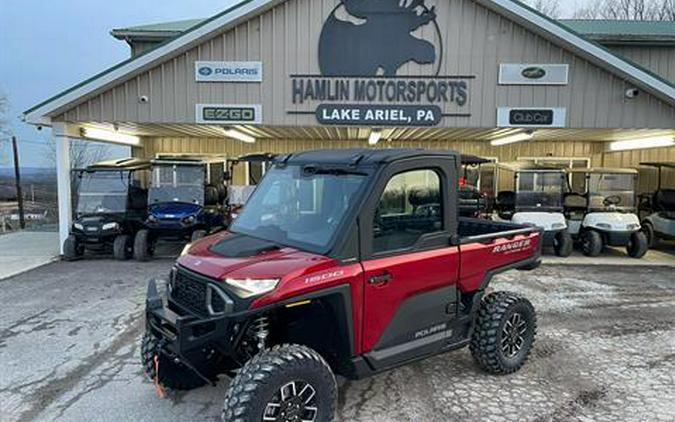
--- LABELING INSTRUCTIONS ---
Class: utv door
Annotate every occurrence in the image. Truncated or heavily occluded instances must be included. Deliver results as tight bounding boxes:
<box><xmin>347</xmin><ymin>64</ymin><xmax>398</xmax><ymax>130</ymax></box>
<box><xmin>360</xmin><ymin>158</ymin><xmax>461</xmax><ymax>370</ymax></box>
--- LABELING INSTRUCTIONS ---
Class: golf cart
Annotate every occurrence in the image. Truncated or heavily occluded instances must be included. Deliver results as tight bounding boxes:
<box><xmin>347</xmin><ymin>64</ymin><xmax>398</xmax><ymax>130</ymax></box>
<box><xmin>638</xmin><ymin>162</ymin><xmax>675</xmax><ymax>246</ymax></box>
<box><xmin>224</xmin><ymin>153</ymin><xmax>276</xmax><ymax>222</ymax></box>
<box><xmin>134</xmin><ymin>155</ymin><xmax>227</xmax><ymax>261</ymax></box>
<box><xmin>64</xmin><ymin>158</ymin><xmax>150</xmax><ymax>260</ymax></box>
<box><xmin>564</xmin><ymin>168</ymin><xmax>647</xmax><ymax>258</ymax></box>
<box><xmin>494</xmin><ymin>162</ymin><xmax>573</xmax><ymax>257</ymax></box>
<box><xmin>459</xmin><ymin>155</ymin><xmax>494</xmax><ymax>218</ymax></box>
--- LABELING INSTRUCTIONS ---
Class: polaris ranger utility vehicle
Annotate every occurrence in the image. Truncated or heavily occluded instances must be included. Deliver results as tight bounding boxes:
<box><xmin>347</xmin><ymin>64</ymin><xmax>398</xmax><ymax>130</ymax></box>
<box><xmin>64</xmin><ymin>158</ymin><xmax>150</xmax><ymax>260</ymax></box>
<box><xmin>142</xmin><ymin>149</ymin><xmax>543</xmax><ymax>422</ymax></box>
<box><xmin>494</xmin><ymin>163</ymin><xmax>573</xmax><ymax>257</ymax></box>
<box><xmin>638</xmin><ymin>162</ymin><xmax>675</xmax><ymax>246</ymax></box>
<box><xmin>564</xmin><ymin>168</ymin><xmax>648</xmax><ymax>258</ymax></box>
<box><xmin>134</xmin><ymin>155</ymin><xmax>227</xmax><ymax>261</ymax></box>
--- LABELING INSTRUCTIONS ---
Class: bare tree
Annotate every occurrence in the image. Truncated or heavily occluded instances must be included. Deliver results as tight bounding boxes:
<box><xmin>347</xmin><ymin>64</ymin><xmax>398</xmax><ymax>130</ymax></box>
<box><xmin>574</xmin><ymin>0</ymin><xmax>675</xmax><ymax>20</ymax></box>
<box><xmin>523</xmin><ymin>0</ymin><xmax>561</xmax><ymax>18</ymax></box>
<box><xmin>0</xmin><ymin>92</ymin><xmax>11</xmax><ymax>138</ymax></box>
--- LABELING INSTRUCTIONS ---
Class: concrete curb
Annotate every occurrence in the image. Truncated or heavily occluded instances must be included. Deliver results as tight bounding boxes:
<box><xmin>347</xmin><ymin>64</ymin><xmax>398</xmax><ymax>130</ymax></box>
<box><xmin>0</xmin><ymin>256</ymin><xmax>60</xmax><ymax>282</ymax></box>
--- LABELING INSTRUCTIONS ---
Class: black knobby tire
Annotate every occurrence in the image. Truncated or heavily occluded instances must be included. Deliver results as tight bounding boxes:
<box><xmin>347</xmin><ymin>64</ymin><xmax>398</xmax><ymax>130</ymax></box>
<box><xmin>140</xmin><ymin>332</ymin><xmax>207</xmax><ymax>391</ymax></box>
<box><xmin>554</xmin><ymin>230</ymin><xmax>573</xmax><ymax>258</ymax></box>
<box><xmin>580</xmin><ymin>230</ymin><xmax>603</xmax><ymax>257</ymax></box>
<box><xmin>113</xmin><ymin>235</ymin><xmax>131</xmax><ymax>261</ymax></box>
<box><xmin>470</xmin><ymin>292</ymin><xmax>537</xmax><ymax>375</ymax></box>
<box><xmin>642</xmin><ymin>222</ymin><xmax>656</xmax><ymax>248</ymax></box>
<box><xmin>134</xmin><ymin>229</ymin><xmax>152</xmax><ymax>262</ymax></box>
<box><xmin>191</xmin><ymin>230</ymin><xmax>207</xmax><ymax>242</ymax></box>
<box><xmin>627</xmin><ymin>231</ymin><xmax>648</xmax><ymax>259</ymax></box>
<box><xmin>63</xmin><ymin>235</ymin><xmax>83</xmax><ymax>261</ymax></box>
<box><xmin>222</xmin><ymin>344</ymin><xmax>337</xmax><ymax>422</ymax></box>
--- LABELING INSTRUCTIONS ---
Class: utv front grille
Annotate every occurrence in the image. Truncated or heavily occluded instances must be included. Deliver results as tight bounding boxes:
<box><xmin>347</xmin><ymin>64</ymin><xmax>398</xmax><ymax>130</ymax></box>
<box><xmin>171</xmin><ymin>269</ymin><xmax>233</xmax><ymax>317</ymax></box>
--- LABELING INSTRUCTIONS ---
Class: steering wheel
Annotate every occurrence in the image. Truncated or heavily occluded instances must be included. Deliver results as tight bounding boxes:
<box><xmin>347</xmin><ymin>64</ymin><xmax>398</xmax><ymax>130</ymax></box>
<box><xmin>603</xmin><ymin>195</ymin><xmax>622</xmax><ymax>207</ymax></box>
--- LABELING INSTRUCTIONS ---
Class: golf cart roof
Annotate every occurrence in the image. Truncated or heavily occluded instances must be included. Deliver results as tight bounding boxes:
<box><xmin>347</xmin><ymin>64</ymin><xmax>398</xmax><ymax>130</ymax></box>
<box><xmin>498</xmin><ymin>161</ymin><xmax>566</xmax><ymax>172</ymax></box>
<box><xmin>461</xmin><ymin>154</ymin><xmax>492</xmax><ymax>165</ymax></box>
<box><xmin>279</xmin><ymin>149</ymin><xmax>459</xmax><ymax>167</ymax></box>
<box><xmin>153</xmin><ymin>154</ymin><xmax>226</xmax><ymax>166</ymax></box>
<box><xmin>234</xmin><ymin>152</ymin><xmax>277</xmax><ymax>163</ymax></box>
<box><xmin>79</xmin><ymin>157</ymin><xmax>151</xmax><ymax>172</ymax></box>
<box><xmin>640</xmin><ymin>161</ymin><xmax>675</xmax><ymax>169</ymax></box>
<box><xmin>567</xmin><ymin>167</ymin><xmax>638</xmax><ymax>175</ymax></box>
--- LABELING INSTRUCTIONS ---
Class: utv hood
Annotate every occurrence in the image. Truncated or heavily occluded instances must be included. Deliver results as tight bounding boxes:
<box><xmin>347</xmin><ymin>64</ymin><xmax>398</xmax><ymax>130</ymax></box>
<box><xmin>177</xmin><ymin>231</ymin><xmax>336</xmax><ymax>282</ymax></box>
<box><xmin>148</xmin><ymin>202</ymin><xmax>202</xmax><ymax>219</ymax></box>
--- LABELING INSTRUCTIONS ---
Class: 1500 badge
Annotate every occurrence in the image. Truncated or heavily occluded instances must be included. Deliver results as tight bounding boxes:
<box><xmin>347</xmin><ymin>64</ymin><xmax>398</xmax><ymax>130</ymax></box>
<box><xmin>304</xmin><ymin>270</ymin><xmax>345</xmax><ymax>284</ymax></box>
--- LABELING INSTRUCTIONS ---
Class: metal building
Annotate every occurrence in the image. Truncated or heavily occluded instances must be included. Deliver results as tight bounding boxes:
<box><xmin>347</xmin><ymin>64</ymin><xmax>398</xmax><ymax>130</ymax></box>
<box><xmin>22</xmin><ymin>0</ymin><xmax>675</xmax><ymax>252</ymax></box>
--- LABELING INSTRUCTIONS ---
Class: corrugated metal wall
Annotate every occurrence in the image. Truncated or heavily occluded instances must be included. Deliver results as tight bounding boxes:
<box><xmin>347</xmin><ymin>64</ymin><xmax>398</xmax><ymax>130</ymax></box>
<box><xmin>610</xmin><ymin>46</ymin><xmax>675</xmax><ymax>84</ymax></box>
<box><xmin>603</xmin><ymin>145</ymin><xmax>675</xmax><ymax>191</ymax></box>
<box><xmin>56</xmin><ymin>0</ymin><xmax>675</xmax><ymax>128</ymax></box>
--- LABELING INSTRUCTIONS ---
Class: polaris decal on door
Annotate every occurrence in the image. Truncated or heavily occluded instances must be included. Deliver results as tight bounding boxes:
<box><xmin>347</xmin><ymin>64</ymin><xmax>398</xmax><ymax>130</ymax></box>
<box><xmin>288</xmin><ymin>0</ymin><xmax>473</xmax><ymax>126</ymax></box>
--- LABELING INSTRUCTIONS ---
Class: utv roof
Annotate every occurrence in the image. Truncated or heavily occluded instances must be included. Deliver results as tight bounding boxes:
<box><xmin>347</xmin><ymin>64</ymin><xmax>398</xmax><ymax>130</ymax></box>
<box><xmin>235</xmin><ymin>152</ymin><xmax>277</xmax><ymax>163</ymax></box>
<box><xmin>278</xmin><ymin>149</ymin><xmax>459</xmax><ymax>166</ymax></box>
<box><xmin>640</xmin><ymin>162</ymin><xmax>675</xmax><ymax>169</ymax></box>
<box><xmin>153</xmin><ymin>154</ymin><xmax>226</xmax><ymax>165</ymax></box>
<box><xmin>461</xmin><ymin>155</ymin><xmax>492</xmax><ymax>166</ymax></box>
<box><xmin>80</xmin><ymin>157</ymin><xmax>151</xmax><ymax>171</ymax></box>
<box><xmin>567</xmin><ymin>167</ymin><xmax>638</xmax><ymax>175</ymax></box>
<box><xmin>498</xmin><ymin>162</ymin><xmax>566</xmax><ymax>172</ymax></box>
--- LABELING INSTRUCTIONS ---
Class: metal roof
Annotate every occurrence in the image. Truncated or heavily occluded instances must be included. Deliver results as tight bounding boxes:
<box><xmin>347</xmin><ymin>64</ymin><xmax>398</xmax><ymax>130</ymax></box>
<box><xmin>560</xmin><ymin>20</ymin><xmax>675</xmax><ymax>44</ymax></box>
<box><xmin>567</xmin><ymin>167</ymin><xmax>639</xmax><ymax>175</ymax></box>
<box><xmin>81</xmin><ymin>157</ymin><xmax>151</xmax><ymax>171</ymax></box>
<box><xmin>640</xmin><ymin>162</ymin><xmax>675</xmax><ymax>169</ymax></box>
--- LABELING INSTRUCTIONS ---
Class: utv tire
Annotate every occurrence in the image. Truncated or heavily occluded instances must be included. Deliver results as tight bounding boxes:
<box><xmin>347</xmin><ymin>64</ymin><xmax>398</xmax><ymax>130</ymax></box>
<box><xmin>222</xmin><ymin>344</ymin><xmax>337</xmax><ymax>422</ymax></box>
<box><xmin>627</xmin><ymin>231</ymin><xmax>648</xmax><ymax>259</ymax></box>
<box><xmin>63</xmin><ymin>235</ymin><xmax>83</xmax><ymax>261</ymax></box>
<box><xmin>642</xmin><ymin>223</ymin><xmax>657</xmax><ymax>248</ymax></box>
<box><xmin>470</xmin><ymin>292</ymin><xmax>537</xmax><ymax>375</ymax></box>
<box><xmin>554</xmin><ymin>230</ymin><xmax>573</xmax><ymax>258</ymax></box>
<box><xmin>191</xmin><ymin>230</ymin><xmax>207</xmax><ymax>242</ymax></box>
<box><xmin>113</xmin><ymin>235</ymin><xmax>131</xmax><ymax>260</ymax></box>
<box><xmin>140</xmin><ymin>332</ymin><xmax>207</xmax><ymax>391</ymax></box>
<box><xmin>134</xmin><ymin>229</ymin><xmax>152</xmax><ymax>262</ymax></box>
<box><xmin>580</xmin><ymin>230</ymin><xmax>603</xmax><ymax>257</ymax></box>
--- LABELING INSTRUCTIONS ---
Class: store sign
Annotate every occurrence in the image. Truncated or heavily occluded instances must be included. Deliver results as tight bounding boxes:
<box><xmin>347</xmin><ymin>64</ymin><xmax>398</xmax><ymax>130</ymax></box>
<box><xmin>499</xmin><ymin>64</ymin><xmax>569</xmax><ymax>85</ymax></box>
<box><xmin>195</xmin><ymin>104</ymin><xmax>262</xmax><ymax>124</ymax></box>
<box><xmin>288</xmin><ymin>0</ymin><xmax>472</xmax><ymax>126</ymax></box>
<box><xmin>497</xmin><ymin>107</ymin><xmax>567</xmax><ymax>128</ymax></box>
<box><xmin>195</xmin><ymin>61</ymin><xmax>262</xmax><ymax>82</ymax></box>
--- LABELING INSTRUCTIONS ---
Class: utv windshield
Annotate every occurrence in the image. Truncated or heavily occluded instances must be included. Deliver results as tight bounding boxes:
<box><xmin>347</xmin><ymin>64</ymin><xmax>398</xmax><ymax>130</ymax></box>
<box><xmin>149</xmin><ymin>164</ymin><xmax>204</xmax><ymax>205</ymax></box>
<box><xmin>516</xmin><ymin>171</ymin><xmax>564</xmax><ymax>211</ymax></box>
<box><xmin>230</xmin><ymin>165</ymin><xmax>367</xmax><ymax>253</ymax></box>
<box><xmin>76</xmin><ymin>171</ymin><xmax>129</xmax><ymax>214</ymax></box>
<box><xmin>588</xmin><ymin>173</ymin><xmax>636</xmax><ymax>210</ymax></box>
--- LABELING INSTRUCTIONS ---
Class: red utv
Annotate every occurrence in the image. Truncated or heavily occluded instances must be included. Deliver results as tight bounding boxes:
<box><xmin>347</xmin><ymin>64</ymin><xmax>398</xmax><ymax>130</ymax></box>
<box><xmin>142</xmin><ymin>149</ymin><xmax>542</xmax><ymax>422</ymax></box>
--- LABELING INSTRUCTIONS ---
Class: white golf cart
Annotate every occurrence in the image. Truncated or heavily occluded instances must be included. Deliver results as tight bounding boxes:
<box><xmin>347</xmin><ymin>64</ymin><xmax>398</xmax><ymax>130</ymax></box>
<box><xmin>638</xmin><ymin>162</ymin><xmax>675</xmax><ymax>247</ymax></box>
<box><xmin>494</xmin><ymin>162</ymin><xmax>573</xmax><ymax>257</ymax></box>
<box><xmin>564</xmin><ymin>168</ymin><xmax>648</xmax><ymax>258</ymax></box>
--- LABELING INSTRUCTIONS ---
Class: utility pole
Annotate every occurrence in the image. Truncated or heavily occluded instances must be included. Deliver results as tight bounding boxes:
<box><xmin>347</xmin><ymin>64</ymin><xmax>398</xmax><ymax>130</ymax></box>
<box><xmin>11</xmin><ymin>136</ymin><xmax>25</xmax><ymax>229</ymax></box>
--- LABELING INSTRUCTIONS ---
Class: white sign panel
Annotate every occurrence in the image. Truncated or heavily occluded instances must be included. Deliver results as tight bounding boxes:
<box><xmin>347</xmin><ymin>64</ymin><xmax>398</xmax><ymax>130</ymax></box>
<box><xmin>195</xmin><ymin>61</ymin><xmax>263</xmax><ymax>82</ymax></box>
<box><xmin>497</xmin><ymin>107</ymin><xmax>567</xmax><ymax>128</ymax></box>
<box><xmin>499</xmin><ymin>64</ymin><xmax>569</xmax><ymax>85</ymax></box>
<box><xmin>196</xmin><ymin>104</ymin><xmax>262</xmax><ymax>124</ymax></box>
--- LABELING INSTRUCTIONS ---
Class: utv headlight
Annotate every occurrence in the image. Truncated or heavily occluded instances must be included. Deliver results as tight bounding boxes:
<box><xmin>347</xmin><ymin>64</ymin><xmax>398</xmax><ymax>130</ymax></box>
<box><xmin>102</xmin><ymin>222</ymin><xmax>119</xmax><ymax>231</ymax></box>
<box><xmin>225</xmin><ymin>278</ymin><xmax>280</xmax><ymax>298</ymax></box>
<box><xmin>74</xmin><ymin>223</ymin><xmax>84</xmax><ymax>231</ymax></box>
<box><xmin>183</xmin><ymin>215</ymin><xmax>196</xmax><ymax>225</ymax></box>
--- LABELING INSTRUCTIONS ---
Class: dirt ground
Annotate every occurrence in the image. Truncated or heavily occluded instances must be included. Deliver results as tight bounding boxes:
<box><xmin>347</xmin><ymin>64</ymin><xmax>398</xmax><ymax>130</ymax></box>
<box><xmin>1</xmin><ymin>260</ymin><xmax>674</xmax><ymax>422</ymax></box>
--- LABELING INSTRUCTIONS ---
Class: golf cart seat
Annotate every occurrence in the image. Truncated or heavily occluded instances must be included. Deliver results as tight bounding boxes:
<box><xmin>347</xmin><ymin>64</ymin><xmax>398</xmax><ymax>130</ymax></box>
<box><xmin>653</xmin><ymin>189</ymin><xmax>675</xmax><ymax>212</ymax></box>
<box><xmin>204</xmin><ymin>185</ymin><xmax>220</xmax><ymax>206</ymax></box>
<box><xmin>496</xmin><ymin>191</ymin><xmax>515</xmax><ymax>220</ymax></box>
<box><xmin>563</xmin><ymin>193</ymin><xmax>586</xmax><ymax>218</ymax></box>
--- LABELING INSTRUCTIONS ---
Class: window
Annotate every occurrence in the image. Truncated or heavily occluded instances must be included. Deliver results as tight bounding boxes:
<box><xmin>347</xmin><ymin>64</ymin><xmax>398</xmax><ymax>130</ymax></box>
<box><xmin>373</xmin><ymin>169</ymin><xmax>443</xmax><ymax>254</ymax></box>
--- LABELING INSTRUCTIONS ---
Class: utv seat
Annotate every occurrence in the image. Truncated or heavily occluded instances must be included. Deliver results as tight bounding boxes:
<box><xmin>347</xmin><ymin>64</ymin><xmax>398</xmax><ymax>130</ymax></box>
<box><xmin>653</xmin><ymin>189</ymin><xmax>675</xmax><ymax>212</ymax></box>
<box><xmin>204</xmin><ymin>185</ymin><xmax>220</xmax><ymax>206</ymax></box>
<box><xmin>496</xmin><ymin>191</ymin><xmax>515</xmax><ymax>220</ymax></box>
<box><xmin>563</xmin><ymin>193</ymin><xmax>586</xmax><ymax>219</ymax></box>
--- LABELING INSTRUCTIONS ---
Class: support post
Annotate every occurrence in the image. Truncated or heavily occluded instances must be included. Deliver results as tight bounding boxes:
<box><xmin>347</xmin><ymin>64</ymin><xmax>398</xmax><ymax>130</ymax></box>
<box><xmin>12</xmin><ymin>136</ymin><xmax>25</xmax><ymax>229</ymax></box>
<box><xmin>54</xmin><ymin>132</ymin><xmax>71</xmax><ymax>254</ymax></box>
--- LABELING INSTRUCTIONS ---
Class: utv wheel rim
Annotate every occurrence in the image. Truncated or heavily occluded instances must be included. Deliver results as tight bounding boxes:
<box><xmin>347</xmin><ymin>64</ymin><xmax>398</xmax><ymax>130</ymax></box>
<box><xmin>501</xmin><ymin>312</ymin><xmax>527</xmax><ymax>358</ymax></box>
<box><xmin>263</xmin><ymin>380</ymin><xmax>318</xmax><ymax>422</ymax></box>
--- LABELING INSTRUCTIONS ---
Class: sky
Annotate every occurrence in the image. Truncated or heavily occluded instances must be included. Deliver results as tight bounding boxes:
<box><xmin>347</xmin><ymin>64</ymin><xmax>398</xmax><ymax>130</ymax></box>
<box><xmin>0</xmin><ymin>0</ymin><xmax>581</xmax><ymax>168</ymax></box>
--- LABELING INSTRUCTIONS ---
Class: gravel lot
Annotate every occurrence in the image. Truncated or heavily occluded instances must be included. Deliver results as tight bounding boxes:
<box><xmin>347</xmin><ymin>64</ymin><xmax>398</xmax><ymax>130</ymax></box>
<box><xmin>1</xmin><ymin>260</ymin><xmax>674</xmax><ymax>422</ymax></box>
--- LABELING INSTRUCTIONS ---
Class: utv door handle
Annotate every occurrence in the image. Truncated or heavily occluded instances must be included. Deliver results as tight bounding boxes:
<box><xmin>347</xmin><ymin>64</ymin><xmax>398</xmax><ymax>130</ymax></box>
<box><xmin>368</xmin><ymin>272</ymin><xmax>392</xmax><ymax>285</ymax></box>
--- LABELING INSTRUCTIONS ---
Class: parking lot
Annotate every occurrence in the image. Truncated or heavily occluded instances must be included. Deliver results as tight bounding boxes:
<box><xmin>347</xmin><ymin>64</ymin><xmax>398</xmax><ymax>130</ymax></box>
<box><xmin>1</xmin><ymin>258</ymin><xmax>674</xmax><ymax>422</ymax></box>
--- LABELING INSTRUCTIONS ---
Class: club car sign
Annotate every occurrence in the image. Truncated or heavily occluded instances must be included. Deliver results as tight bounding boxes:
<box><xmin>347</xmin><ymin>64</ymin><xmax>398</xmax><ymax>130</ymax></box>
<box><xmin>289</xmin><ymin>0</ymin><xmax>472</xmax><ymax>127</ymax></box>
<box><xmin>195</xmin><ymin>61</ymin><xmax>263</xmax><ymax>82</ymax></box>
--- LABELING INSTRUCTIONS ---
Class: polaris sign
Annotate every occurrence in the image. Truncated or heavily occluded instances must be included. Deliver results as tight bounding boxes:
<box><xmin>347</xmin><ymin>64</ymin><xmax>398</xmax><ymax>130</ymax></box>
<box><xmin>195</xmin><ymin>61</ymin><xmax>263</xmax><ymax>82</ymax></box>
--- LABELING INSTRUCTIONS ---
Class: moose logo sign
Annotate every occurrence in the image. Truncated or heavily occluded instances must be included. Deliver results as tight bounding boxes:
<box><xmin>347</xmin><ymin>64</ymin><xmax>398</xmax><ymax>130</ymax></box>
<box><xmin>318</xmin><ymin>0</ymin><xmax>440</xmax><ymax>77</ymax></box>
<box><xmin>288</xmin><ymin>0</ymin><xmax>473</xmax><ymax>127</ymax></box>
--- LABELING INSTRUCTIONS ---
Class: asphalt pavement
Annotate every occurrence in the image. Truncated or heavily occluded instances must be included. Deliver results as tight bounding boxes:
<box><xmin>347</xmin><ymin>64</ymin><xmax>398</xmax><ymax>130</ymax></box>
<box><xmin>1</xmin><ymin>260</ymin><xmax>674</xmax><ymax>422</ymax></box>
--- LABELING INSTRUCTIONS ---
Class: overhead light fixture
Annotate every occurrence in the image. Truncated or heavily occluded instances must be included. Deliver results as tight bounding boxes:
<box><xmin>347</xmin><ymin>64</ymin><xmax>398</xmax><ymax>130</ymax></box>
<box><xmin>609</xmin><ymin>136</ymin><xmax>674</xmax><ymax>152</ymax></box>
<box><xmin>368</xmin><ymin>130</ymin><xmax>382</xmax><ymax>146</ymax></box>
<box><xmin>490</xmin><ymin>131</ymin><xmax>535</xmax><ymax>146</ymax></box>
<box><xmin>223</xmin><ymin>127</ymin><xmax>256</xmax><ymax>144</ymax></box>
<box><xmin>81</xmin><ymin>127</ymin><xmax>141</xmax><ymax>146</ymax></box>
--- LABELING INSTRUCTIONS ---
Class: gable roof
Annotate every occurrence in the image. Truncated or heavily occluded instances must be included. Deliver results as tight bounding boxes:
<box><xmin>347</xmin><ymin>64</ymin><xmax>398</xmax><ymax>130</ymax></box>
<box><xmin>23</xmin><ymin>0</ymin><xmax>675</xmax><ymax>126</ymax></box>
